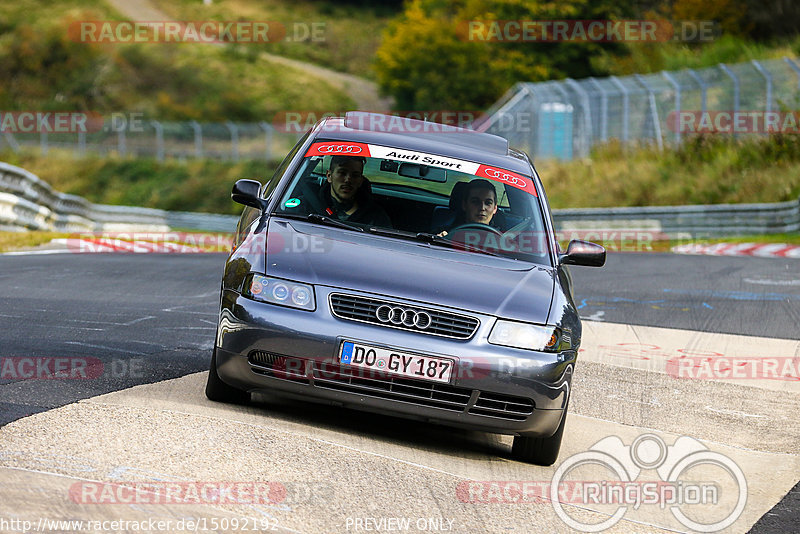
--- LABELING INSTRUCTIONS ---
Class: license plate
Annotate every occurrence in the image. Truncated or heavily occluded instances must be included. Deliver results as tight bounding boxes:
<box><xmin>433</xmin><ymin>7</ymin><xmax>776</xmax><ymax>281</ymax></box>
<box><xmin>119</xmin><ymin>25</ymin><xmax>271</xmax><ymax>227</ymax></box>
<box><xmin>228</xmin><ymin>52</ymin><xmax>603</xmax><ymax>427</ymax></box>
<box><xmin>339</xmin><ymin>341</ymin><xmax>454</xmax><ymax>384</ymax></box>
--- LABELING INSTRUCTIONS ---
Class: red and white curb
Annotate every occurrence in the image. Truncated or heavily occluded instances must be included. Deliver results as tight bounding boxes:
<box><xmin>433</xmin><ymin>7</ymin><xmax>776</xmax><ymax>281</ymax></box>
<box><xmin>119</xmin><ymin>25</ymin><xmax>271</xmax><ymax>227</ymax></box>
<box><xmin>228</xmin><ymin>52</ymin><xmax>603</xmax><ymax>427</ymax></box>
<box><xmin>672</xmin><ymin>242</ymin><xmax>800</xmax><ymax>258</ymax></box>
<box><xmin>1</xmin><ymin>238</ymin><xmax>208</xmax><ymax>255</ymax></box>
<box><xmin>67</xmin><ymin>238</ymin><xmax>205</xmax><ymax>253</ymax></box>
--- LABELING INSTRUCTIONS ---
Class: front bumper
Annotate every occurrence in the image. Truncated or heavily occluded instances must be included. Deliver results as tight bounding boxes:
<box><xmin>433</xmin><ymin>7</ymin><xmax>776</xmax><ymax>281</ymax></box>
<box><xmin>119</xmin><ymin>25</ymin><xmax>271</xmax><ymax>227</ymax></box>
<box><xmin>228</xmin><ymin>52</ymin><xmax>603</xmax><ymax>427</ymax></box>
<box><xmin>216</xmin><ymin>286</ymin><xmax>575</xmax><ymax>438</ymax></box>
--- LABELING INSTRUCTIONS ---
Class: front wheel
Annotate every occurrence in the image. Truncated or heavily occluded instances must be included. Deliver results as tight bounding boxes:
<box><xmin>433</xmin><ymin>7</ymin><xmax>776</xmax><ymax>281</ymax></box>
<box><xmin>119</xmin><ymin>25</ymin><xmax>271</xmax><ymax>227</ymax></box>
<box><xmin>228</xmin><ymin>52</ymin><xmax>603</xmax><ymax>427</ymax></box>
<box><xmin>512</xmin><ymin>399</ymin><xmax>569</xmax><ymax>466</ymax></box>
<box><xmin>205</xmin><ymin>347</ymin><xmax>251</xmax><ymax>404</ymax></box>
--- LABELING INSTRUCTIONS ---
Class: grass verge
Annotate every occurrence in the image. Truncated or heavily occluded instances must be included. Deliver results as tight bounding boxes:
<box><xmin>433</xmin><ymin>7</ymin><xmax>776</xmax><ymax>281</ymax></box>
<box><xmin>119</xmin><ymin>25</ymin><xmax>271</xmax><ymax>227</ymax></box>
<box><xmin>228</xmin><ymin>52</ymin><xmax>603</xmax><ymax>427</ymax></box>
<box><xmin>538</xmin><ymin>134</ymin><xmax>800</xmax><ymax>208</ymax></box>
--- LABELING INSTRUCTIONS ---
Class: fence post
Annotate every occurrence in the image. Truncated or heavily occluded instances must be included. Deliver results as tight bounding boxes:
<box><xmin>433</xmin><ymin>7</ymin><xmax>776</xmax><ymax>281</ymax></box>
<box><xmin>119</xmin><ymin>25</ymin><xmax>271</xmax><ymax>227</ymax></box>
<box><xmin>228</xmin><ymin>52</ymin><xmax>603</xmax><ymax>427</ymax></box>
<box><xmin>662</xmin><ymin>71</ymin><xmax>681</xmax><ymax>146</ymax></box>
<box><xmin>686</xmin><ymin>69</ymin><xmax>708</xmax><ymax>114</ymax></box>
<box><xmin>784</xmin><ymin>56</ymin><xmax>800</xmax><ymax>91</ymax></box>
<box><xmin>2</xmin><ymin>133</ymin><xmax>20</xmax><ymax>153</ymax></box>
<box><xmin>78</xmin><ymin>131</ymin><xmax>86</xmax><ymax>156</ymax></box>
<box><xmin>225</xmin><ymin>121</ymin><xmax>239</xmax><ymax>162</ymax></box>
<box><xmin>609</xmin><ymin>76</ymin><xmax>630</xmax><ymax>144</ymax></box>
<box><xmin>751</xmin><ymin>59</ymin><xmax>773</xmax><ymax>113</ymax></box>
<box><xmin>117</xmin><ymin>125</ymin><xmax>126</xmax><ymax>156</ymax></box>
<box><xmin>588</xmin><ymin>77</ymin><xmax>608</xmax><ymax>142</ymax></box>
<box><xmin>190</xmin><ymin>120</ymin><xmax>203</xmax><ymax>158</ymax></box>
<box><xmin>40</xmin><ymin>131</ymin><xmax>48</xmax><ymax>156</ymax></box>
<box><xmin>719</xmin><ymin>63</ymin><xmax>740</xmax><ymax>139</ymax></box>
<box><xmin>565</xmin><ymin>79</ymin><xmax>593</xmax><ymax>158</ymax></box>
<box><xmin>151</xmin><ymin>120</ymin><xmax>164</xmax><ymax>161</ymax></box>
<box><xmin>259</xmin><ymin>122</ymin><xmax>273</xmax><ymax>161</ymax></box>
<box><xmin>634</xmin><ymin>74</ymin><xmax>664</xmax><ymax>151</ymax></box>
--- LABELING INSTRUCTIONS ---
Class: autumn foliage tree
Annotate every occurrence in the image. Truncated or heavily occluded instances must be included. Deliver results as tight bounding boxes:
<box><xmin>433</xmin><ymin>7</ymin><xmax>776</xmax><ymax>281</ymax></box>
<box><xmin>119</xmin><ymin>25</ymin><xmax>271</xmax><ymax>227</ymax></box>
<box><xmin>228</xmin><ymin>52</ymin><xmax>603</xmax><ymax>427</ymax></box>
<box><xmin>374</xmin><ymin>0</ymin><xmax>636</xmax><ymax>111</ymax></box>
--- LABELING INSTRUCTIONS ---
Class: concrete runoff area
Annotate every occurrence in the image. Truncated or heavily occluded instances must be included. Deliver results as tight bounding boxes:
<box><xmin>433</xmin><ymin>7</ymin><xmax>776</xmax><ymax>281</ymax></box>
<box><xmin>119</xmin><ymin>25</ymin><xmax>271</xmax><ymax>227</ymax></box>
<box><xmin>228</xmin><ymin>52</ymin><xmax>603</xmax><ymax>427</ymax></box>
<box><xmin>0</xmin><ymin>322</ymin><xmax>797</xmax><ymax>533</ymax></box>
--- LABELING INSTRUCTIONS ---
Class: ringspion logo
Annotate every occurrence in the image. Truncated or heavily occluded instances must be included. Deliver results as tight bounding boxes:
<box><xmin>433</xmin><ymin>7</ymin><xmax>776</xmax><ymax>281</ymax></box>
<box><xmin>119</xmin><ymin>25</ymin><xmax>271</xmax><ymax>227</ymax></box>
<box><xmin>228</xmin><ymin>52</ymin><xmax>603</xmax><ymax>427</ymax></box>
<box><xmin>550</xmin><ymin>434</ymin><xmax>747</xmax><ymax>532</ymax></box>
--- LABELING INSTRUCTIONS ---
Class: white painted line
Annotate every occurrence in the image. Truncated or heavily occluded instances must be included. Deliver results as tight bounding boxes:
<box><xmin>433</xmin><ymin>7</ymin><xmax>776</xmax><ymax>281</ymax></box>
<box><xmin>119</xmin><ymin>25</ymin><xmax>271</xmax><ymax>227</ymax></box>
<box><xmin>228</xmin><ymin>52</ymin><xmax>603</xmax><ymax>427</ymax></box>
<box><xmin>705</xmin><ymin>406</ymin><xmax>766</xmax><ymax>419</ymax></box>
<box><xmin>1</xmin><ymin>249</ymin><xmax>73</xmax><ymax>256</ymax></box>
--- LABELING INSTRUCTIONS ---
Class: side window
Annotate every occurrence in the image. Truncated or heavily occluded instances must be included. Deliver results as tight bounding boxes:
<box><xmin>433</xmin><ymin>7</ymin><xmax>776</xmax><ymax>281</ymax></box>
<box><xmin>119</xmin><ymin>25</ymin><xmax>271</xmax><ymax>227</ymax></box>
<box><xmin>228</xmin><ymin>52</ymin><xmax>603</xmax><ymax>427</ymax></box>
<box><xmin>264</xmin><ymin>132</ymin><xmax>310</xmax><ymax>199</ymax></box>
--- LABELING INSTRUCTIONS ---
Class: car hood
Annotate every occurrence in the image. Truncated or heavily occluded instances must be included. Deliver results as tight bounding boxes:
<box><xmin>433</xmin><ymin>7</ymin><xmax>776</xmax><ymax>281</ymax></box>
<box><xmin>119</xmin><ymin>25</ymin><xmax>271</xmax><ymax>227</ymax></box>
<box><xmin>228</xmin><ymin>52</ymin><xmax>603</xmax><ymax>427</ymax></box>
<box><xmin>264</xmin><ymin>219</ymin><xmax>556</xmax><ymax>323</ymax></box>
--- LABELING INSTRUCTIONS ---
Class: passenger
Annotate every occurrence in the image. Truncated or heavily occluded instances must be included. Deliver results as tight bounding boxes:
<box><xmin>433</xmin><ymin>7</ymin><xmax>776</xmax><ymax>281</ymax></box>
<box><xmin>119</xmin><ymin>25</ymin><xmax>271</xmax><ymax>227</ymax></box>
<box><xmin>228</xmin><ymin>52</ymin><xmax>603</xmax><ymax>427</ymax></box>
<box><xmin>438</xmin><ymin>178</ymin><xmax>499</xmax><ymax>236</ymax></box>
<box><xmin>320</xmin><ymin>155</ymin><xmax>392</xmax><ymax>227</ymax></box>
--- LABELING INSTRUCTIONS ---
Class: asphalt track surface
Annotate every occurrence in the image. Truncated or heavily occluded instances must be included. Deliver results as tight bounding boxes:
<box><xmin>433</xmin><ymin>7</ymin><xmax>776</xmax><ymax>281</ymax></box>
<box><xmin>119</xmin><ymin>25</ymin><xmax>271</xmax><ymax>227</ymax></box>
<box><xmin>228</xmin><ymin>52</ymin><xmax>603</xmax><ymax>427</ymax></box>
<box><xmin>0</xmin><ymin>252</ymin><xmax>798</xmax><ymax>533</ymax></box>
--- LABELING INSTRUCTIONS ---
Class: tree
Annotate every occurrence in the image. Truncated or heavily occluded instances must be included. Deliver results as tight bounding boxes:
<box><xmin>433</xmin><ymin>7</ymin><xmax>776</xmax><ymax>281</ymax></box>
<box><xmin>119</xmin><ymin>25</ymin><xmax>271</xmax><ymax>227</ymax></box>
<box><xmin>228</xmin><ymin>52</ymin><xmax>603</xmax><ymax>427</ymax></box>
<box><xmin>374</xmin><ymin>0</ymin><xmax>636</xmax><ymax>112</ymax></box>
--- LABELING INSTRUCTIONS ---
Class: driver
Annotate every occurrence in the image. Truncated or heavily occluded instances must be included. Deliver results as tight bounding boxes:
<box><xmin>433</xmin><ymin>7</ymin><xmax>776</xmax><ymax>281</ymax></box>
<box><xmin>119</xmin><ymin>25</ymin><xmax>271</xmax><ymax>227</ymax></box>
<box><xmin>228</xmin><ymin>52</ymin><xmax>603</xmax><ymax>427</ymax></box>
<box><xmin>438</xmin><ymin>179</ymin><xmax>499</xmax><ymax>236</ymax></box>
<box><xmin>320</xmin><ymin>155</ymin><xmax>392</xmax><ymax>227</ymax></box>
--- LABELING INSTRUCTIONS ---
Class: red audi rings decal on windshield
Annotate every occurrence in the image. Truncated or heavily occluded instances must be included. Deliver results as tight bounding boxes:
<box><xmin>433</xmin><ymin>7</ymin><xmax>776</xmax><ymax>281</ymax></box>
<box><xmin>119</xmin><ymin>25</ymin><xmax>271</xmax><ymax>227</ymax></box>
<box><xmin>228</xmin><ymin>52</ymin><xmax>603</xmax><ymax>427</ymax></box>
<box><xmin>477</xmin><ymin>165</ymin><xmax>537</xmax><ymax>195</ymax></box>
<box><xmin>305</xmin><ymin>142</ymin><xmax>371</xmax><ymax>157</ymax></box>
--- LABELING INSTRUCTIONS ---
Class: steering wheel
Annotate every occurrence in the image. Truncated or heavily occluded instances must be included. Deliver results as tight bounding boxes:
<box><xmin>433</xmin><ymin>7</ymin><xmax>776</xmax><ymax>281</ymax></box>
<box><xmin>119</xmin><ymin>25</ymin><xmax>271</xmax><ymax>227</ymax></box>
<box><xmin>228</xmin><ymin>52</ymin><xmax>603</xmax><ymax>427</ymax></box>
<box><xmin>446</xmin><ymin>222</ymin><xmax>503</xmax><ymax>237</ymax></box>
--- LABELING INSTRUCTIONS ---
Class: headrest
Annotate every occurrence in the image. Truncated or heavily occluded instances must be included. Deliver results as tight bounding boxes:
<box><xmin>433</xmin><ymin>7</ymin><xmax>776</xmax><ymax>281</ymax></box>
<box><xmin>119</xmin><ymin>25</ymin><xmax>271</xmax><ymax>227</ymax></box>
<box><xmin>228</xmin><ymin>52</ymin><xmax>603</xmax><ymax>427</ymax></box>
<box><xmin>449</xmin><ymin>181</ymin><xmax>469</xmax><ymax>211</ymax></box>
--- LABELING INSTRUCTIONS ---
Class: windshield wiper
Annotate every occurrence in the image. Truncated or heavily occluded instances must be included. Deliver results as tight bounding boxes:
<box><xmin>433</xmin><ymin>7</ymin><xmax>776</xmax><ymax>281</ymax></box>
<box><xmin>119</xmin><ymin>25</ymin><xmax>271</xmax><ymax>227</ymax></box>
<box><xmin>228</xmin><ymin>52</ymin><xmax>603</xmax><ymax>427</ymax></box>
<box><xmin>283</xmin><ymin>212</ymin><xmax>364</xmax><ymax>232</ymax></box>
<box><xmin>366</xmin><ymin>226</ymin><xmax>416</xmax><ymax>238</ymax></box>
<box><xmin>414</xmin><ymin>232</ymin><xmax>505</xmax><ymax>258</ymax></box>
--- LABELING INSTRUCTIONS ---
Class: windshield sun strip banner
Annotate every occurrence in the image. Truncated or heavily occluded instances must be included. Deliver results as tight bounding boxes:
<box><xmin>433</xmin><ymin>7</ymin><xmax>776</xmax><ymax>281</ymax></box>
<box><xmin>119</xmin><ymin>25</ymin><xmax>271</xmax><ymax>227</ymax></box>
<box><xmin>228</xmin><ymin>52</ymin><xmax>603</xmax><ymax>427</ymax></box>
<box><xmin>304</xmin><ymin>142</ymin><xmax>537</xmax><ymax>196</ymax></box>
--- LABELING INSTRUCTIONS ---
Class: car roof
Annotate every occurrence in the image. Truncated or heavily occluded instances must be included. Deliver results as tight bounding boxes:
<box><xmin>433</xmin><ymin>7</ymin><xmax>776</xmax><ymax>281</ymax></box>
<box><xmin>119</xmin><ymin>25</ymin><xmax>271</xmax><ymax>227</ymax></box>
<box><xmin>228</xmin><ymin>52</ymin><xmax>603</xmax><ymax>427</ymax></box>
<box><xmin>310</xmin><ymin>112</ymin><xmax>534</xmax><ymax>176</ymax></box>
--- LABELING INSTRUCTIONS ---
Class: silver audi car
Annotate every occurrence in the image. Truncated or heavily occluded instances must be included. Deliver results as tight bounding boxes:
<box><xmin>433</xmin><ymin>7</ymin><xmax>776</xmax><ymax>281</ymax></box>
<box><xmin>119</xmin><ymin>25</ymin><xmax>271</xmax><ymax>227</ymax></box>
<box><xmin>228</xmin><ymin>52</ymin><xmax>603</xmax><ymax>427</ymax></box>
<box><xmin>206</xmin><ymin>112</ymin><xmax>605</xmax><ymax>465</ymax></box>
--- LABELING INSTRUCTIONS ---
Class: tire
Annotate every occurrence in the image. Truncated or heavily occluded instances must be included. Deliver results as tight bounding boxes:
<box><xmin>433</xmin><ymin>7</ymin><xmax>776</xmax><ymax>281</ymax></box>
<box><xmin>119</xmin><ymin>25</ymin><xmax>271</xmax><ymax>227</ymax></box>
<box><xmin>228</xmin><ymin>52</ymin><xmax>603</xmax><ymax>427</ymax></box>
<box><xmin>512</xmin><ymin>399</ymin><xmax>569</xmax><ymax>466</ymax></box>
<box><xmin>205</xmin><ymin>347</ymin><xmax>251</xmax><ymax>404</ymax></box>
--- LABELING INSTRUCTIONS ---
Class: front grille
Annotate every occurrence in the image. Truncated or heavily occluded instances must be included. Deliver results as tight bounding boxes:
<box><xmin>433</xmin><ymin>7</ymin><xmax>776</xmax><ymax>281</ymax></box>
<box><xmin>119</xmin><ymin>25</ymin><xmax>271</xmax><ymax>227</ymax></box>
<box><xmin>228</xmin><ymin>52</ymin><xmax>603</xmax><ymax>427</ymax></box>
<box><xmin>469</xmin><ymin>392</ymin><xmax>534</xmax><ymax>421</ymax></box>
<box><xmin>312</xmin><ymin>362</ymin><xmax>473</xmax><ymax>412</ymax></box>
<box><xmin>329</xmin><ymin>293</ymin><xmax>479</xmax><ymax>339</ymax></box>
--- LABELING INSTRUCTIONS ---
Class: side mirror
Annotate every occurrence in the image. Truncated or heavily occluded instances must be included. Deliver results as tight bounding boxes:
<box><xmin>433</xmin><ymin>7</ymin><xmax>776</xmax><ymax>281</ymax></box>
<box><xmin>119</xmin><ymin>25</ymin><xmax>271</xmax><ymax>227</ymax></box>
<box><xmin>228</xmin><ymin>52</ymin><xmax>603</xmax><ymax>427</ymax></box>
<box><xmin>560</xmin><ymin>240</ymin><xmax>606</xmax><ymax>267</ymax></box>
<box><xmin>232</xmin><ymin>179</ymin><xmax>266</xmax><ymax>211</ymax></box>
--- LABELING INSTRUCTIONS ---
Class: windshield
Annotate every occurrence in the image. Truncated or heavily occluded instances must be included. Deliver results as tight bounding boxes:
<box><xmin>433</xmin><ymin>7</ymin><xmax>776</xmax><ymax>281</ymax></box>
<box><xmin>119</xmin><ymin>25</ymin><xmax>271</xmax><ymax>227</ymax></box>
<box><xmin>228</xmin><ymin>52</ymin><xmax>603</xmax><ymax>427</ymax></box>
<box><xmin>273</xmin><ymin>140</ymin><xmax>552</xmax><ymax>265</ymax></box>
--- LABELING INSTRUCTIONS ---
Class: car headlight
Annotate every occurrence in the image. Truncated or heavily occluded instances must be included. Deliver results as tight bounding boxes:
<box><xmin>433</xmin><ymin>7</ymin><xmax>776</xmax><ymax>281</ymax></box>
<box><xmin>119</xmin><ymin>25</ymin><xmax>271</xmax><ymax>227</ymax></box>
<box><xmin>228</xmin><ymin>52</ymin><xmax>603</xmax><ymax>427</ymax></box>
<box><xmin>245</xmin><ymin>274</ymin><xmax>315</xmax><ymax>311</ymax></box>
<box><xmin>488</xmin><ymin>320</ymin><xmax>560</xmax><ymax>351</ymax></box>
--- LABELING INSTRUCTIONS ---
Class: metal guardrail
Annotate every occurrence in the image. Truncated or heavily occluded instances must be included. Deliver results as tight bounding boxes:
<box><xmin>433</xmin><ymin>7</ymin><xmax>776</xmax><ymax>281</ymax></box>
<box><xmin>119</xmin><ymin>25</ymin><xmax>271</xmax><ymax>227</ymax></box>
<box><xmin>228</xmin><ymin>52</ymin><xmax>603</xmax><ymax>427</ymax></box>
<box><xmin>1</xmin><ymin>161</ymin><xmax>797</xmax><ymax>237</ymax></box>
<box><xmin>0</xmin><ymin>162</ymin><xmax>238</xmax><ymax>233</ymax></box>
<box><xmin>553</xmin><ymin>198</ymin><xmax>800</xmax><ymax>237</ymax></box>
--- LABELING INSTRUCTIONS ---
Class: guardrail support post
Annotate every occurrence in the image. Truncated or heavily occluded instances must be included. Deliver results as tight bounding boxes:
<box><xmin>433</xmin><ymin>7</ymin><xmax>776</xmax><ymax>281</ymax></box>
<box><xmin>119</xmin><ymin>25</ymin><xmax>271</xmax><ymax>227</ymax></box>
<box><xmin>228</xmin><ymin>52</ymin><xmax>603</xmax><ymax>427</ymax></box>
<box><xmin>662</xmin><ymin>71</ymin><xmax>681</xmax><ymax>146</ymax></box>
<box><xmin>225</xmin><ymin>121</ymin><xmax>239</xmax><ymax>162</ymax></box>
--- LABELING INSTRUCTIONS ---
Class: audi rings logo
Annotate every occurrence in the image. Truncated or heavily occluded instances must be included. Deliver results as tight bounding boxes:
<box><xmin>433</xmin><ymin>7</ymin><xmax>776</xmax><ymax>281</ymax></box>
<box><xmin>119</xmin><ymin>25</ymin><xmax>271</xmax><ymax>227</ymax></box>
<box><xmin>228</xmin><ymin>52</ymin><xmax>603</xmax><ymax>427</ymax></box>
<box><xmin>317</xmin><ymin>144</ymin><xmax>363</xmax><ymax>154</ymax></box>
<box><xmin>484</xmin><ymin>167</ymin><xmax>527</xmax><ymax>187</ymax></box>
<box><xmin>375</xmin><ymin>305</ymin><xmax>432</xmax><ymax>330</ymax></box>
